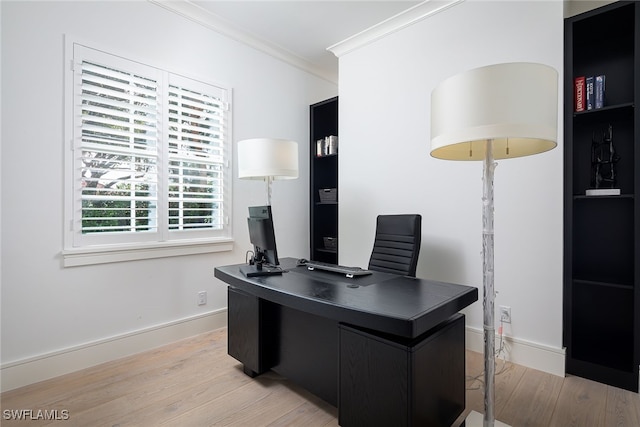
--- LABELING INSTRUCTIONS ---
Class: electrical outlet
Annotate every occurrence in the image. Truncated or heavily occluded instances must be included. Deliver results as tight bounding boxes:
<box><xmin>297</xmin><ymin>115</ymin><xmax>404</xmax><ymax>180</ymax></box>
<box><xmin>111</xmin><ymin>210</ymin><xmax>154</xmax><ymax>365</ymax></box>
<box><xmin>197</xmin><ymin>291</ymin><xmax>207</xmax><ymax>306</ymax></box>
<box><xmin>500</xmin><ymin>305</ymin><xmax>511</xmax><ymax>324</ymax></box>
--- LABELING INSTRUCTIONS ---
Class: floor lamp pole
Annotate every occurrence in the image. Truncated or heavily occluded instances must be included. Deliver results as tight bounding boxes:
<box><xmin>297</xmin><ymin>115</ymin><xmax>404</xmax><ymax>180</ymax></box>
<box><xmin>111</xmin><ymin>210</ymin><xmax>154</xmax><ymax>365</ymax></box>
<box><xmin>266</xmin><ymin>176</ymin><xmax>273</xmax><ymax>206</ymax></box>
<box><xmin>482</xmin><ymin>139</ymin><xmax>496</xmax><ymax>427</ymax></box>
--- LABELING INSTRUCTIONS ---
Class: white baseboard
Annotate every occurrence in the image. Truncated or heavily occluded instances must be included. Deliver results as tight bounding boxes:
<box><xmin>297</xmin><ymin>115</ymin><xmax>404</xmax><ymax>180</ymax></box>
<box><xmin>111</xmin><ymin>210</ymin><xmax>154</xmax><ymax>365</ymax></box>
<box><xmin>1</xmin><ymin>309</ymin><xmax>227</xmax><ymax>393</ymax></box>
<box><xmin>1</xmin><ymin>314</ymin><xmax>564</xmax><ymax>393</ymax></box>
<box><xmin>466</xmin><ymin>326</ymin><xmax>566</xmax><ymax>377</ymax></box>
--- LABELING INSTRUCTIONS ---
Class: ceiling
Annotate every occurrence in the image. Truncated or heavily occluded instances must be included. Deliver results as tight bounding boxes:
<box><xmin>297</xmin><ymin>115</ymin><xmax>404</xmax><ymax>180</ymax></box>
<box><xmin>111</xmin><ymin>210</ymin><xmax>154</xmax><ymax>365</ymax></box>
<box><xmin>189</xmin><ymin>1</ymin><xmax>422</xmax><ymax>82</ymax></box>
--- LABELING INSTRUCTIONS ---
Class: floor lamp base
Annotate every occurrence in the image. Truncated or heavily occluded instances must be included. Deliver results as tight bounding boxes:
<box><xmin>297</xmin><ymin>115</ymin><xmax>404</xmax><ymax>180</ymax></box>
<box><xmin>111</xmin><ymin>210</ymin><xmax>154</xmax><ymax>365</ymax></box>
<box><xmin>464</xmin><ymin>411</ymin><xmax>511</xmax><ymax>427</ymax></box>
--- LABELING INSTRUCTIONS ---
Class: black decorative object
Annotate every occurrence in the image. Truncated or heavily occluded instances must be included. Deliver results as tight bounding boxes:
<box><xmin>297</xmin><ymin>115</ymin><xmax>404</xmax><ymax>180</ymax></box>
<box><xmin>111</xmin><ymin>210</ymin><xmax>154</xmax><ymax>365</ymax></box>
<box><xmin>590</xmin><ymin>124</ymin><xmax>620</xmax><ymax>189</ymax></box>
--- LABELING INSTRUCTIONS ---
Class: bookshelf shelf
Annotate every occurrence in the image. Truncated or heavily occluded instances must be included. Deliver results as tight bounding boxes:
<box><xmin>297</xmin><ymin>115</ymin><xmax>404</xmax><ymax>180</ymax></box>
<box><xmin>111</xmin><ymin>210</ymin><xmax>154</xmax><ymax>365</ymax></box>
<box><xmin>316</xmin><ymin>248</ymin><xmax>337</xmax><ymax>255</ymax></box>
<box><xmin>315</xmin><ymin>153</ymin><xmax>338</xmax><ymax>159</ymax></box>
<box><xmin>564</xmin><ymin>1</ymin><xmax>639</xmax><ymax>392</ymax></box>
<box><xmin>573</xmin><ymin>102</ymin><xmax>634</xmax><ymax>117</ymax></box>
<box><xmin>574</xmin><ymin>279</ymin><xmax>634</xmax><ymax>291</ymax></box>
<box><xmin>573</xmin><ymin>194</ymin><xmax>634</xmax><ymax>200</ymax></box>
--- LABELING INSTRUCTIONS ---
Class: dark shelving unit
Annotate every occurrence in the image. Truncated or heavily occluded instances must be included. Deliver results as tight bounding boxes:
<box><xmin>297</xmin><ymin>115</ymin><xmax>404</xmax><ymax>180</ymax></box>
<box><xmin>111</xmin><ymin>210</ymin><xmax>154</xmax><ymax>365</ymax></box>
<box><xmin>563</xmin><ymin>1</ymin><xmax>639</xmax><ymax>392</ymax></box>
<box><xmin>310</xmin><ymin>97</ymin><xmax>338</xmax><ymax>263</ymax></box>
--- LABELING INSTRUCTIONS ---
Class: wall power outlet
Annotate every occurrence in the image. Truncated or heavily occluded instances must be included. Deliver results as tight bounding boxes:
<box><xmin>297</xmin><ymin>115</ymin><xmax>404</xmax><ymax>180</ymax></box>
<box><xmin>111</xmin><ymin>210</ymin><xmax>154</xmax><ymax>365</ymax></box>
<box><xmin>197</xmin><ymin>291</ymin><xmax>207</xmax><ymax>306</ymax></box>
<box><xmin>499</xmin><ymin>305</ymin><xmax>511</xmax><ymax>324</ymax></box>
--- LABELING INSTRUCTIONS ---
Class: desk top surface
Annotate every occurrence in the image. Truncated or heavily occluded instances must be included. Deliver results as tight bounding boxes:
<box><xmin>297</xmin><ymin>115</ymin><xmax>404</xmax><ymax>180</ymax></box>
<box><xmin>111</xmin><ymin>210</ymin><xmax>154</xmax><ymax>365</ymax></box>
<box><xmin>215</xmin><ymin>258</ymin><xmax>478</xmax><ymax>339</ymax></box>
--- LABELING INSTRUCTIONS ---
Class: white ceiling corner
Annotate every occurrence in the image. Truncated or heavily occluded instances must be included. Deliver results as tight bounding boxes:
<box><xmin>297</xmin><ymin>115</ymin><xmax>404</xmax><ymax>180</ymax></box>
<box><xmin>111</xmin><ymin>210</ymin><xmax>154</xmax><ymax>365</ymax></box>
<box><xmin>148</xmin><ymin>1</ymin><xmax>461</xmax><ymax>84</ymax></box>
<box><xmin>149</xmin><ymin>0</ymin><xmax>338</xmax><ymax>82</ymax></box>
<box><xmin>327</xmin><ymin>0</ymin><xmax>464</xmax><ymax>57</ymax></box>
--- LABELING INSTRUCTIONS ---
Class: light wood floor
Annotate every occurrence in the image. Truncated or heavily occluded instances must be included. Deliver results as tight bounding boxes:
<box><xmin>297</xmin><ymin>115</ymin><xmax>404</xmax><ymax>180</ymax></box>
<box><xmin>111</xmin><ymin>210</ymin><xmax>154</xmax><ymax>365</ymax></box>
<box><xmin>1</xmin><ymin>328</ymin><xmax>639</xmax><ymax>426</ymax></box>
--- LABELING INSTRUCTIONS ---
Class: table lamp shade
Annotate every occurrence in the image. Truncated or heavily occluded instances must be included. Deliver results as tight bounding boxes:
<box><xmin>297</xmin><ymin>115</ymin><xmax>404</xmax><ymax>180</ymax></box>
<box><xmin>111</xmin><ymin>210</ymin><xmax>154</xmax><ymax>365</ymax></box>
<box><xmin>237</xmin><ymin>138</ymin><xmax>298</xmax><ymax>180</ymax></box>
<box><xmin>430</xmin><ymin>62</ymin><xmax>558</xmax><ymax>160</ymax></box>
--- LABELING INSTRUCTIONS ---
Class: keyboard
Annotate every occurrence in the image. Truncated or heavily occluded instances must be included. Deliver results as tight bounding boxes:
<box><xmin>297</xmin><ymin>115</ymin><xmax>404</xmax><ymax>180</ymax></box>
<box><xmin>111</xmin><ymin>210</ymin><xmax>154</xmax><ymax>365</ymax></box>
<box><xmin>305</xmin><ymin>261</ymin><xmax>371</xmax><ymax>278</ymax></box>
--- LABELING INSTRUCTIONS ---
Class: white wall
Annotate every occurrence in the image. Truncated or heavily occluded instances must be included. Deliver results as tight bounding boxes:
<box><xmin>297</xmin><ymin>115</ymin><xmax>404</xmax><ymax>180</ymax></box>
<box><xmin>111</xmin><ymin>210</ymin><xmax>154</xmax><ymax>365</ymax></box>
<box><xmin>338</xmin><ymin>0</ymin><xmax>565</xmax><ymax>374</ymax></box>
<box><xmin>0</xmin><ymin>0</ymin><xmax>336</xmax><ymax>391</ymax></box>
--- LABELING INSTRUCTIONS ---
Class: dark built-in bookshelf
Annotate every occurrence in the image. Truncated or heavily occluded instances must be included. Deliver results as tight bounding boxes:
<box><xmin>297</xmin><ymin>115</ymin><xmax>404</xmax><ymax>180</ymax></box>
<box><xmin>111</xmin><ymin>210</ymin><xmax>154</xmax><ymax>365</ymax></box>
<box><xmin>310</xmin><ymin>97</ymin><xmax>338</xmax><ymax>263</ymax></box>
<box><xmin>564</xmin><ymin>1</ymin><xmax>639</xmax><ymax>392</ymax></box>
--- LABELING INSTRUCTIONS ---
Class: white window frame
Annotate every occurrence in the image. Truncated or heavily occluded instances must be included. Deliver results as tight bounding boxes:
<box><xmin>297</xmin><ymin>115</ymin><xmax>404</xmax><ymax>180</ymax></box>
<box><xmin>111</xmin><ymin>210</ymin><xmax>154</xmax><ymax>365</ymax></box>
<box><xmin>63</xmin><ymin>37</ymin><xmax>233</xmax><ymax>267</ymax></box>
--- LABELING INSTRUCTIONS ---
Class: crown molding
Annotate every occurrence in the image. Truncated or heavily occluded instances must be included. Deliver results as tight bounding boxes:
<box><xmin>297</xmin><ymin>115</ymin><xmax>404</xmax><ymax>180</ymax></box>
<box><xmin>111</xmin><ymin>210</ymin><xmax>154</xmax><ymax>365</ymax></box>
<box><xmin>148</xmin><ymin>0</ymin><xmax>338</xmax><ymax>83</ymax></box>
<box><xmin>327</xmin><ymin>0</ymin><xmax>464</xmax><ymax>58</ymax></box>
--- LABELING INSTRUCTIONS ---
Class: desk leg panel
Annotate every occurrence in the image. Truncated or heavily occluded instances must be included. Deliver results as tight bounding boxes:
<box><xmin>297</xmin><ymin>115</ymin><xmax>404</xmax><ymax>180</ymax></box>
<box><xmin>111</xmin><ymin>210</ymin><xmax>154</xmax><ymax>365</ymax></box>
<box><xmin>271</xmin><ymin>305</ymin><xmax>339</xmax><ymax>407</ymax></box>
<box><xmin>227</xmin><ymin>287</ymin><xmax>277</xmax><ymax>376</ymax></box>
<box><xmin>339</xmin><ymin>326</ymin><xmax>409</xmax><ymax>426</ymax></box>
<box><xmin>412</xmin><ymin>314</ymin><xmax>465</xmax><ymax>427</ymax></box>
<box><xmin>339</xmin><ymin>314</ymin><xmax>465</xmax><ymax>427</ymax></box>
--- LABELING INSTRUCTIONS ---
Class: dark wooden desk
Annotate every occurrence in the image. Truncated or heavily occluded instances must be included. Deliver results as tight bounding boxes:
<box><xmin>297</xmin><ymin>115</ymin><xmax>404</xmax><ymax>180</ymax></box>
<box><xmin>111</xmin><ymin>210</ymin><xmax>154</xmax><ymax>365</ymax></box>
<box><xmin>215</xmin><ymin>258</ymin><xmax>478</xmax><ymax>427</ymax></box>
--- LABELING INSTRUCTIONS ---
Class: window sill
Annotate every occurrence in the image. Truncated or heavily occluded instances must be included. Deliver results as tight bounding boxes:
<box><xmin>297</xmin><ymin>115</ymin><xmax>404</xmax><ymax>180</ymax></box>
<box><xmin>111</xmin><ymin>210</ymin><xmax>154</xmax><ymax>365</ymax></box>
<box><xmin>62</xmin><ymin>238</ymin><xmax>234</xmax><ymax>267</ymax></box>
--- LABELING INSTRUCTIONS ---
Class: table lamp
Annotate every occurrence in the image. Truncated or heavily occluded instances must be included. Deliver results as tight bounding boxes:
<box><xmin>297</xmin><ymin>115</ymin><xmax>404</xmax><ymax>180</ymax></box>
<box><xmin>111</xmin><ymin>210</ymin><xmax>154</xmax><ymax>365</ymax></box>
<box><xmin>430</xmin><ymin>62</ymin><xmax>558</xmax><ymax>427</ymax></box>
<box><xmin>237</xmin><ymin>138</ymin><xmax>298</xmax><ymax>205</ymax></box>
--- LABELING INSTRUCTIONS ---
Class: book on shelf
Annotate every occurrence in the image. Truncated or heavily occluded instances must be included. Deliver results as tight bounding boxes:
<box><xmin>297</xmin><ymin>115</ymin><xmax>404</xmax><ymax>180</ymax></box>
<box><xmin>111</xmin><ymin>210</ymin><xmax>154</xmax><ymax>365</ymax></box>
<box><xmin>585</xmin><ymin>76</ymin><xmax>594</xmax><ymax>110</ymax></box>
<box><xmin>595</xmin><ymin>75</ymin><xmax>606</xmax><ymax>109</ymax></box>
<box><xmin>586</xmin><ymin>188</ymin><xmax>620</xmax><ymax>196</ymax></box>
<box><xmin>574</xmin><ymin>76</ymin><xmax>585</xmax><ymax>112</ymax></box>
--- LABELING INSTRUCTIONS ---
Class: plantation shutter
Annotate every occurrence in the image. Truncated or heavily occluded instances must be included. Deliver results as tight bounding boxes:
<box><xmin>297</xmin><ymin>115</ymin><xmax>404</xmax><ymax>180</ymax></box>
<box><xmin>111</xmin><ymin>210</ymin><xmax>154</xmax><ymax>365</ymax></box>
<box><xmin>69</xmin><ymin>43</ymin><xmax>231</xmax><ymax>251</ymax></box>
<box><xmin>77</xmin><ymin>53</ymin><xmax>159</xmax><ymax>236</ymax></box>
<box><xmin>167</xmin><ymin>76</ymin><xmax>227</xmax><ymax>232</ymax></box>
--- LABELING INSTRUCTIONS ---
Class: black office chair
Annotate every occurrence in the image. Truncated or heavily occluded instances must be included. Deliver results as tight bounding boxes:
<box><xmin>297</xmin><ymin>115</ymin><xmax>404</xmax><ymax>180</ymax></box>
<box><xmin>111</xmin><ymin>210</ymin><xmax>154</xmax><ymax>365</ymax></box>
<box><xmin>368</xmin><ymin>214</ymin><xmax>422</xmax><ymax>277</ymax></box>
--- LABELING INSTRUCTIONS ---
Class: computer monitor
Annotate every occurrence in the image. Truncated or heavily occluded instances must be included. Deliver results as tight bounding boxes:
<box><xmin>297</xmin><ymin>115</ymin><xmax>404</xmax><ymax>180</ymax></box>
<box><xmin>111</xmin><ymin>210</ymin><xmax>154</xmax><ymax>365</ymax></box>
<box><xmin>240</xmin><ymin>205</ymin><xmax>283</xmax><ymax>277</ymax></box>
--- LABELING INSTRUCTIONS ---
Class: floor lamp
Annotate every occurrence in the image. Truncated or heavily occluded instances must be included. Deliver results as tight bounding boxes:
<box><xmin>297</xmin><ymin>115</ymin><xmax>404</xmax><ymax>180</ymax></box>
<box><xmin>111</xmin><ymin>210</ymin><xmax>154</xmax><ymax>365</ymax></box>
<box><xmin>430</xmin><ymin>62</ymin><xmax>558</xmax><ymax>427</ymax></box>
<box><xmin>237</xmin><ymin>138</ymin><xmax>298</xmax><ymax>205</ymax></box>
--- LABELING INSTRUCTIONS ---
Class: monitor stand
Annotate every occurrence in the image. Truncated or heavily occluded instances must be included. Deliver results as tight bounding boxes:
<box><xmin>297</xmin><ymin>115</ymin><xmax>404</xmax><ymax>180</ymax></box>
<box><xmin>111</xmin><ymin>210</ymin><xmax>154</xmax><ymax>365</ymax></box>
<box><xmin>239</xmin><ymin>263</ymin><xmax>283</xmax><ymax>277</ymax></box>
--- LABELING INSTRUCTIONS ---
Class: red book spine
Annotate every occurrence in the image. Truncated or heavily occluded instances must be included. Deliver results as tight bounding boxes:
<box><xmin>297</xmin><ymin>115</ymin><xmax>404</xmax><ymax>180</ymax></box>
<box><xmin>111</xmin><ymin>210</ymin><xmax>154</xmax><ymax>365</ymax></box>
<box><xmin>574</xmin><ymin>76</ymin><xmax>586</xmax><ymax>112</ymax></box>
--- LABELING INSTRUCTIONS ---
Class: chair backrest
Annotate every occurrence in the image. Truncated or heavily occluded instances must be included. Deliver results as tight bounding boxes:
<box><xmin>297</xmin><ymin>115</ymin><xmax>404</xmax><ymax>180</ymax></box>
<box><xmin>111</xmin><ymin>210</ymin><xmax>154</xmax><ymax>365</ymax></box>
<box><xmin>368</xmin><ymin>214</ymin><xmax>422</xmax><ymax>277</ymax></box>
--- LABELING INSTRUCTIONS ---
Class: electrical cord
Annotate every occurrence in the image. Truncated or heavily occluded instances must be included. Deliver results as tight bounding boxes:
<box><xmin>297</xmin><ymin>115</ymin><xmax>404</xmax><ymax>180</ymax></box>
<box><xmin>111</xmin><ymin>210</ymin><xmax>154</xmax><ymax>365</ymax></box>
<box><xmin>466</xmin><ymin>319</ymin><xmax>510</xmax><ymax>391</ymax></box>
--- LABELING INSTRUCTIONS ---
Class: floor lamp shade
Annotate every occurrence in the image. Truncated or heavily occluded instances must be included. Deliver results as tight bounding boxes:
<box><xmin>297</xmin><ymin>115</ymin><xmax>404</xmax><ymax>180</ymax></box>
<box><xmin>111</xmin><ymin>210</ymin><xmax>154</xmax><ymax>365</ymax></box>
<box><xmin>430</xmin><ymin>62</ymin><xmax>558</xmax><ymax>160</ymax></box>
<box><xmin>237</xmin><ymin>137</ymin><xmax>298</xmax><ymax>206</ymax></box>
<box><xmin>237</xmin><ymin>138</ymin><xmax>299</xmax><ymax>180</ymax></box>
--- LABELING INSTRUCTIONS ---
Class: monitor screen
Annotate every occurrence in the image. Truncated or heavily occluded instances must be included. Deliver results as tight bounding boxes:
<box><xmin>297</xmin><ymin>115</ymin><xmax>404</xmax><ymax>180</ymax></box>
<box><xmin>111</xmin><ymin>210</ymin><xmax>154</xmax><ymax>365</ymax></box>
<box><xmin>247</xmin><ymin>205</ymin><xmax>279</xmax><ymax>267</ymax></box>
